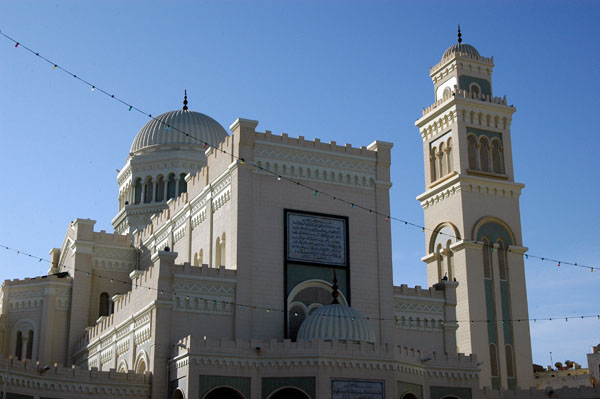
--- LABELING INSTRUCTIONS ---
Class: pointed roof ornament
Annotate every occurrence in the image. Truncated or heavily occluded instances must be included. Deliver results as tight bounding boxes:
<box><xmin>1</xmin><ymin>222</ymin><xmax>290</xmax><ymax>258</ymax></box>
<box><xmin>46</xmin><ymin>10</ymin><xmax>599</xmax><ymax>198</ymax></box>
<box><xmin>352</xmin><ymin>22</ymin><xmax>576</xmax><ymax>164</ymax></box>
<box><xmin>457</xmin><ymin>24</ymin><xmax>462</xmax><ymax>44</ymax></box>
<box><xmin>331</xmin><ymin>270</ymin><xmax>340</xmax><ymax>304</ymax></box>
<box><xmin>182</xmin><ymin>89</ymin><xmax>188</xmax><ymax>111</ymax></box>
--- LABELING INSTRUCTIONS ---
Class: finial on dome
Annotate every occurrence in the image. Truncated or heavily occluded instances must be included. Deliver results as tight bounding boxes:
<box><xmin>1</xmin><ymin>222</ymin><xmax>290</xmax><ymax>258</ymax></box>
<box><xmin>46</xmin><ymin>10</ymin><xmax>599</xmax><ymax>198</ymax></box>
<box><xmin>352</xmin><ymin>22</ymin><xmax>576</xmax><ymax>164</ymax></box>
<box><xmin>457</xmin><ymin>24</ymin><xmax>462</xmax><ymax>44</ymax></box>
<box><xmin>331</xmin><ymin>271</ymin><xmax>340</xmax><ymax>304</ymax></box>
<box><xmin>182</xmin><ymin>89</ymin><xmax>188</xmax><ymax>111</ymax></box>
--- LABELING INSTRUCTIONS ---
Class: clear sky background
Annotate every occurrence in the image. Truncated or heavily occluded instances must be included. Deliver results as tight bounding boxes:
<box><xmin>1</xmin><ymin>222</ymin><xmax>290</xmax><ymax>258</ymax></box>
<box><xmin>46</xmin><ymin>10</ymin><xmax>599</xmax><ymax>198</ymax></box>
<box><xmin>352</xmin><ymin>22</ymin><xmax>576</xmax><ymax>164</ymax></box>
<box><xmin>1</xmin><ymin>1</ymin><xmax>598</xmax><ymax>368</ymax></box>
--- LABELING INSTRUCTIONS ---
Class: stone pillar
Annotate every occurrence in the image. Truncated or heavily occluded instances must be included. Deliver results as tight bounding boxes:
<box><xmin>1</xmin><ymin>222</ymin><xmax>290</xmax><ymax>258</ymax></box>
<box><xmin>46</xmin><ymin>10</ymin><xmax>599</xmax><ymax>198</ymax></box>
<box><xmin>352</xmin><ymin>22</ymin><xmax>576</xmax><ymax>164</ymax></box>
<box><xmin>66</xmin><ymin>219</ymin><xmax>96</xmax><ymax>364</ymax></box>
<box><xmin>434</xmin><ymin>279</ymin><xmax>459</xmax><ymax>355</ymax></box>
<box><xmin>149</xmin><ymin>250</ymin><xmax>177</xmax><ymax>399</ymax></box>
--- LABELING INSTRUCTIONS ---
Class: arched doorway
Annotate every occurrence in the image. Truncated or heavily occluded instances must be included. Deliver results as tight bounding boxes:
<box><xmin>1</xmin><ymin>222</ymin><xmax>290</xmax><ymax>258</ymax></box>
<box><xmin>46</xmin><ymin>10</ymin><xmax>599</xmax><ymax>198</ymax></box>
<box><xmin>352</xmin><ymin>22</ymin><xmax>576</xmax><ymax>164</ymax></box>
<box><xmin>401</xmin><ymin>394</ymin><xmax>418</xmax><ymax>399</ymax></box>
<box><xmin>204</xmin><ymin>387</ymin><xmax>245</xmax><ymax>399</ymax></box>
<box><xmin>172</xmin><ymin>389</ymin><xmax>185</xmax><ymax>399</ymax></box>
<box><xmin>269</xmin><ymin>387</ymin><xmax>310</xmax><ymax>399</ymax></box>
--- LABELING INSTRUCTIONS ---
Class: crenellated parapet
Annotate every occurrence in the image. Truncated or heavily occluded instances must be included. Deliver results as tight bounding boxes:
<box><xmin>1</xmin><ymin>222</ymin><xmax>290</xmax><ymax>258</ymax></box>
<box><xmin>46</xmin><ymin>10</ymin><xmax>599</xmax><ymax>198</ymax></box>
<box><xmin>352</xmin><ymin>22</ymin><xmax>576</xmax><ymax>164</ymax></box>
<box><xmin>0</xmin><ymin>356</ymin><xmax>150</xmax><ymax>398</ymax></box>
<box><xmin>172</xmin><ymin>335</ymin><xmax>478</xmax><ymax>380</ymax></box>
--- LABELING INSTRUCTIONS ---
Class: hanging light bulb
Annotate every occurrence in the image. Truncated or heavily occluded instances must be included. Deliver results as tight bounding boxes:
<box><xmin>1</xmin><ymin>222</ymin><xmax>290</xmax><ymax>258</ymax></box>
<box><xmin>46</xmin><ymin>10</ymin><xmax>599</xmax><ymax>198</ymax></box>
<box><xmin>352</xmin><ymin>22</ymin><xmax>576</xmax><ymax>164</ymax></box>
<box><xmin>53</xmin><ymin>65</ymin><xmax>57</xmax><ymax>70</ymax></box>
<box><xmin>128</xmin><ymin>106</ymin><xmax>132</xmax><ymax>111</ymax></box>
<box><xmin>91</xmin><ymin>86</ymin><xmax>95</xmax><ymax>92</ymax></box>
<box><xmin>385</xmin><ymin>216</ymin><xmax>390</xmax><ymax>222</ymax></box>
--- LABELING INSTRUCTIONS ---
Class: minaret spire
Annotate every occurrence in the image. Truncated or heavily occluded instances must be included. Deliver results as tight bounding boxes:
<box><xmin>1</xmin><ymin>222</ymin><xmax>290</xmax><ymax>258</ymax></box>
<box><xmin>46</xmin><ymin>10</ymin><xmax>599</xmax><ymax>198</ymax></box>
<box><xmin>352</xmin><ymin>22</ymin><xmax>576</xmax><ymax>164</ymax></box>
<box><xmin>331</xmin><ymin>270</ymin><xmax>340</xmax><ymax>304</ymax></box>
<box><xmin>457</xmin><ymin>24</ymin><xmax>462</xmax><ymax>44</ymax></box>
<box><xmin>182</xmin><ymin>89</ymin><xmax>188</xmax><ymax>111</ymax></box>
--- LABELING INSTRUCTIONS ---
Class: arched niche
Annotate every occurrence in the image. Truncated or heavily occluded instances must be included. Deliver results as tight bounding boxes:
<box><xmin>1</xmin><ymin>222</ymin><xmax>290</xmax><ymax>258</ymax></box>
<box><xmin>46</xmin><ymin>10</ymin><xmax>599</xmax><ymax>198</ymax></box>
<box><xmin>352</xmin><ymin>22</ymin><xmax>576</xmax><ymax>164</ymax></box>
<box><xmin>203</xmin><ymin>386</ymin><xmax>245</xmax><ymax>399</ymax></box>
<box><xmin>472</xmin><ymin>217</ymin><xmax>516</xmax><ymax>246</ymax></box>
<box><xmin>268</xmin><ymin>387</ymin><xmax>310</xmax><ymax>399</ymax></box>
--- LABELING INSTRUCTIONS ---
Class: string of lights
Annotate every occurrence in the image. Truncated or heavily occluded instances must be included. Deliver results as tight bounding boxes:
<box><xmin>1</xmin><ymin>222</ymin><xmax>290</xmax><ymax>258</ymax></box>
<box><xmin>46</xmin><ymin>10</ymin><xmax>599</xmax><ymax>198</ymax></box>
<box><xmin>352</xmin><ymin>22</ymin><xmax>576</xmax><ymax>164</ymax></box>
<box><xmin>0</xmin><ymin>30</ymin><xmax>596</xmax><ymax>275</ymax></box>
<box><xmin>1</xmin><ymin>243</ymin><xmax>597</xmax><ymax>325</ymax></box>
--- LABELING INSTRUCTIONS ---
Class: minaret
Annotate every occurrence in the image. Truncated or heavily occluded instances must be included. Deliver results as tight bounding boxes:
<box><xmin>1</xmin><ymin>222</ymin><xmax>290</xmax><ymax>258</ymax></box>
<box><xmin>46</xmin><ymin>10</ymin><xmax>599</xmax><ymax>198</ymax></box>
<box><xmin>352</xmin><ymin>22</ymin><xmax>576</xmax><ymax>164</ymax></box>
<box><xmin>415</xmin><ymin>28</ymin><xmax>533</xmax><ymax>389</ymax></box>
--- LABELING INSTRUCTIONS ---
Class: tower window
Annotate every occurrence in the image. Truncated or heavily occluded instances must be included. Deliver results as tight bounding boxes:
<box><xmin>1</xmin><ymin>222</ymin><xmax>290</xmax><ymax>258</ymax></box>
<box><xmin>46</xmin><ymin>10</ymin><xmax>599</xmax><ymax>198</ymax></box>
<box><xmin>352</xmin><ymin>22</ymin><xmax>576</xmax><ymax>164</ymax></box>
<box><xmin>489</xmin><ymin>343</ymin><xmax>499</xmax><ymax>377</ymax></box>
<box><xmin>491</xmin><ymin>139</ymin><xmax>505</xmax><ymax>174</ymax></box>
<box><xmin>479</xmin><ymin>137</ymin><xmax>490</xmax><ymax>172</ymax></box>
<box><xmin>470</xmin><ymin>83</ymin><xmax>481</xmax><ymax>98</ymax></box>
<box><xmin>178</xmin><ymin>173</ymin><xmax>187</xmax><ymax>195</ymax></box>
<box><xmin>156</xmin><ymin>176</ymin><xmax>165</xmax><ymax>202</ymax></box>
<box><xmin>134</xmin><ymin>178</ymin><xmax>142</xmax><ymax>204</ymax></box>
<box><xmin>167</xmin><ymin>174</ymin><xmax>176</xmax><ymax>200</ymax></box>
<box><xmin>99</xmin><ymin>292</ymin><xmax>110</xmax><ymax>317</ymax></box>
<box><xmin>144</xmin><ymin>178</ymin><xmax>153</xmax><ymax>203</ymax></box>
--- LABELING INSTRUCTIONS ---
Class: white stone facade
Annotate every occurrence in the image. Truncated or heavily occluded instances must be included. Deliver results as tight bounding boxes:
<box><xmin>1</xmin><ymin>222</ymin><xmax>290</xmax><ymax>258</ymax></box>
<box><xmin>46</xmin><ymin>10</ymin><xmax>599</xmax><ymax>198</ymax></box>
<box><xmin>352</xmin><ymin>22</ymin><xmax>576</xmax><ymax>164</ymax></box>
<box><xmin>0</xmin><ymin>40</ymin><xmax>598</xmax><ymax>399</ymax></box>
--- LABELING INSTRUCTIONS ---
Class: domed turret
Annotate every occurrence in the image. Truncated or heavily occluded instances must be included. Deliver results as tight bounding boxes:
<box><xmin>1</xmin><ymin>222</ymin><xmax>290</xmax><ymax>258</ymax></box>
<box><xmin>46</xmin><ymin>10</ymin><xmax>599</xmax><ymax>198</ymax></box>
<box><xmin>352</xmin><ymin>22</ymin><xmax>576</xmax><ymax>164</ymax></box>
<box><xmin>130</xmin><ymin>109</ymin><xmax>228</xmax><ymax>155</ymax></box>
<box><xmin>112</xmin><ymin>91</ymin><xmax>228</xmax><ymax>235</ymax></box>
<box><xmin>441</xmin><ymin>25</ymin><xmax>480</xmax><ymax>61</ymax></box>
<box><xmin>296</xmin><ymin>272</ymin><xmax>376</xmax><ymax>343</ymax></box>
<box><xmin>442</xmin><ymin>43</ymin><xmax>480</xmax><ymax>60</ymax></box>
<box><xmin>296</xmin><ymin>303</ymin><xmax>376</xmax><ymax>343</ymax></box>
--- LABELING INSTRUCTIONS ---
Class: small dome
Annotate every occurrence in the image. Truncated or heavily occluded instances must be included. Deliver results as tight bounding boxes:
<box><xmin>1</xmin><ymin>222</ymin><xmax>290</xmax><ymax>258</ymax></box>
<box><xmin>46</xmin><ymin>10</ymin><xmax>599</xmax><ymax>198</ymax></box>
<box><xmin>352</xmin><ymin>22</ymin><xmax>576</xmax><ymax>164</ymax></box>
<box><xmin>296</xmin><ymin>304</ymin><xmax>376</xmax><ymax>343</ymax></box>
<box><xmin>442</xmin><ymin>43</ymin><xmax>480</xmax><ymax>60</ymax></box>
<box><xmin>131</xmin><ymin>110</ymin><xmax>228</xmax><ymax>154</ymax></box>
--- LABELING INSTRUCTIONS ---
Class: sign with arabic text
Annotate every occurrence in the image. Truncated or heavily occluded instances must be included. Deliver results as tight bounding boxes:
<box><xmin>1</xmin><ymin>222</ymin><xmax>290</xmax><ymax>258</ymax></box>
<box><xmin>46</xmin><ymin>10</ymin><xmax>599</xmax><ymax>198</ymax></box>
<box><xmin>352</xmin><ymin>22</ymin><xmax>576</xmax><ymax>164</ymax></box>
<box><xmin>286</xmin><ymin>212</ymin><xmax>347</xmax><ymax>266</ymax></box>
<box><xmin>331</xmin><ymin>380</ymin><xmax>384</xmax><ymax>399</ymax></box>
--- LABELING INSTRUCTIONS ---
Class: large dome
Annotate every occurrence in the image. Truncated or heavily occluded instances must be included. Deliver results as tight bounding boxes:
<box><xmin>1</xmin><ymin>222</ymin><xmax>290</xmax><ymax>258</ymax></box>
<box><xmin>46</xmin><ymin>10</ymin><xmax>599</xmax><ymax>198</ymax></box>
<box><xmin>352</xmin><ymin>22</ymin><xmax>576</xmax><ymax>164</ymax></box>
<box><xmin>130</xmin><ymin>110</ymin><xmax>228</xmax><ymax>154</ymax></box>
<box><xmin>296</xmin><ymin>304</ymin><xmax>376</xmax><ymax>343</ymax></box>
<box><xmin>442</xmin><ymin>43</ymin><xmax>480</xmax><ymax>60</ymax></box>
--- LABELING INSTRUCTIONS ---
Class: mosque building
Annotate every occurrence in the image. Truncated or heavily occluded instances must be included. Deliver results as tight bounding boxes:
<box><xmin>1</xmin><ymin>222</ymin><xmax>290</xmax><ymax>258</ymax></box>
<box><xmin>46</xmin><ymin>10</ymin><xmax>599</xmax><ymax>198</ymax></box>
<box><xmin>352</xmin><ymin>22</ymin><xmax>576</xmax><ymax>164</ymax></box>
<box><xmin>0</xmin><ymin>34</ymin><xmax>598</xmax><ymax>399</ymax></box>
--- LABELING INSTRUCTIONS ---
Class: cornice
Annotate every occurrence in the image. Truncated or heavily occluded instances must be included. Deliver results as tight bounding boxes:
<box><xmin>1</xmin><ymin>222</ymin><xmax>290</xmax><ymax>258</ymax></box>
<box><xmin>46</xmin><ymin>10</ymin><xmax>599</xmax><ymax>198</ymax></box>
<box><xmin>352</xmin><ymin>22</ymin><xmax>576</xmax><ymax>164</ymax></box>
<box><xmin>417</xmin><ymin>174</ymin><xmax>524</xmax><ymax>209</ymax></box>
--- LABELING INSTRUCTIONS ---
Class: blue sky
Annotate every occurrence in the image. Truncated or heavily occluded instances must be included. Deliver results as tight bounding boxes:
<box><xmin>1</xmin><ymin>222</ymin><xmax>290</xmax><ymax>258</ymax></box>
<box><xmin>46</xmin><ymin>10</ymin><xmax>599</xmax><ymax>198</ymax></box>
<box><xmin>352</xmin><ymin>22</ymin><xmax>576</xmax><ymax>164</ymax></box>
<box><xmin>1</xmin><ymin>1</ymin><xmax>598</xmax><ymax>367</ymax></box>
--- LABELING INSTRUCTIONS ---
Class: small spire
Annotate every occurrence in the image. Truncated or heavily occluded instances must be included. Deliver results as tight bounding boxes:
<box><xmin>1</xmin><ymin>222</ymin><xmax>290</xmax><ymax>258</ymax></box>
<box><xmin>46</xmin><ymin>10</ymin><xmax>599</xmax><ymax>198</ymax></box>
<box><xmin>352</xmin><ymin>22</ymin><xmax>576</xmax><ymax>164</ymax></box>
<box><xmin>182</xmin><ymin>89</ymin><xmax>188</xmax><ymax>111</ymax></box>
<box><xmin>331</xmin><ymin>270</ymin><xmax>340</xmax><ymax>304</ymax></box>
<box><xmin>457</xmin><ymin>24</ymin><xmax>462</xmax><ymax>44</ymax></box>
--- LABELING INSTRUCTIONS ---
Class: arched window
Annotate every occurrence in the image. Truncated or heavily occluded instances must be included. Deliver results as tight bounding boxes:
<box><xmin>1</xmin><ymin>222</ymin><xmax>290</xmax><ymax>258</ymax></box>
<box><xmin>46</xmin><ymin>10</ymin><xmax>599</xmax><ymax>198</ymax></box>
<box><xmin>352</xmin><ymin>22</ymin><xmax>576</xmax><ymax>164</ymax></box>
<box><xmin>439</xmin><ymin>142</ymin><xmax>446</xmax><ymax>177</ymax></box>
<box><xmin>15</xmin><ymin>331</ymin><xmax>22</xmax><ymax>360</ymax></box>
<box><xmin>430</xmin><ymin>146</ymin><xmax>437</xmax><ymax>181</ymax></box>
<box><xmin>136</xmin><ymin>358</ymin><xmax>146</xmax><ymax>374</ymax></box>
<box><xmin>204</xmin><ymin>387</ymin><xmax>244</xmax><ymax>399</ymax></box>
<box><xmin>178</xmin><ymin>174</ymin><xmax>187</xmax><ymax>195</ymax></box>
<box><xmin>479</xmin><ymin>137</ymin><xmax>490</xmax><ymax>172</ymax></box>
<box><xmin>172</xmin><ymin>389</ymin><xmax>185</xmax><ymax>399</ymax></box>
<box><xmin>505</xmin><ymin>344</ymin><xmax>515</xmax><ymax>378</ymax></box>
<box><xmin>446</xmin><ymin>138</ymin><xmax>453</xmax><ymax>173</ymax></box>
<box><xmin>482</xmin><ymin>238</ymin><xmax>492</xmax><ymax>279</ymax></box>
<box><xmin>443</xmin><ymin>87</ymin><xmax>452</xmax><ymax>98</ymax></box>
<box><xmin>144</xmin><ymin>178</ymin><xmax>153</xmax><ymax>203</ymax></box>
<box><xmin>490</xmin><ymin>343</ymin><xmax>499</xmax><ymax>377</ymax></box>
<box><xmin>99</xmin><ymin>292</ymin><xmax>110</xmax><ymax>317</ymax></box>
<box><xmin>497</xmin><ymin>240</ymin><xmax>508</xmax><ymax>281</ymax></box>
<box><xmin>215</xmin><ymin>238</ymin><xmax>221</xmax><ymax>267</ymax></box>
<box><xmin>26</xmin><ymin>330</ymin><xmax>33</xmax><ymax>359</ymax></box>
<box><xmin>134</xmin><ymin>178</ymin><xmax>142</xmax><ymax>204</ymax></box>
<box><xmin>287</xmin><ymin>280</ymin><xmax>347</xmax><ymax>340</ymax></box>
<box><xmin>156</xmin><ymin>176</ymin><xmax>165</xmax><ymax>202</ymax></box>
<box><xmin>167</xmin><ymin>174</ymin><xmax>176</xmax><ymax>200</ymax></box>
<box><xmin>193</xmin><ymin>249</ymin><xmax>203</xmax><ymax>266</ymax></box>
<box><xmin>216</xmin><ymin>234</ymin><xmax>226</xmax><ymax>267</ymax></box>
<box><xmin>491</xmin><ymin>139</ymin><xmax>504</xmax><ymax>174</ymax></box>
<box><xmin>467</xmin><ymin>135</ymin><xmax>477</xmax><ymax>170</ymax></box>
<box><xmin>269</xmin><ymin>387</ymin><xmax>310</xmax><ymax>399</ymax></box>
<box><xmin>470</xmin><ymin>83</ymin><xmax>480</xmax><ymax>98</ymax></box>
